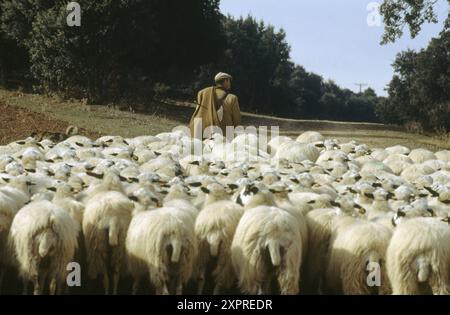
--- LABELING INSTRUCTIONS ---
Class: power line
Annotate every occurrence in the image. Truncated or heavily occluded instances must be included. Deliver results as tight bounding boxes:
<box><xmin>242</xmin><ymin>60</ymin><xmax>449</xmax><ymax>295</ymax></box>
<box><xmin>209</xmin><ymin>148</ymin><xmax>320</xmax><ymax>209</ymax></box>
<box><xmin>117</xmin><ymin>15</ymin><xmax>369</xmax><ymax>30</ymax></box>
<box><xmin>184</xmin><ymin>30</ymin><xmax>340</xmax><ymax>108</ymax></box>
<box><xmin>355</xmin><ymin>83</ymin><xmax>368</xmax><ymax>94</ymax></box>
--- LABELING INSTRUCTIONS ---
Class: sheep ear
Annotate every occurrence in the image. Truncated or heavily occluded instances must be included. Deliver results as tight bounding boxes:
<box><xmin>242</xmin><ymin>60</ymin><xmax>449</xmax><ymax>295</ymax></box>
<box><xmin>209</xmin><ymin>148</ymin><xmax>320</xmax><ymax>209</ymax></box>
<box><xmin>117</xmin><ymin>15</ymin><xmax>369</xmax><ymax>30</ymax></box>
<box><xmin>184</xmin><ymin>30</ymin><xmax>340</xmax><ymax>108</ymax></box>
<box><xmin>427</xmin><ymin>209</ymin><xmax>435</xmax><ymax>217</ymax></box>
<box><xmin>354</xmin><ymin>203</ymin><xmax>362</xmax><ymax>209</ymax></box>
<box><xmin>236</xmin><ymin>195</ymin><xmax>244</xmax><ymax>206</ymax></box>
<box><xmin>256</xmin><ymin>176</ymin><xmax>263</xmax><ymax>181</ymax></box>
<box><xmin>151</xmin><ymin>197</ymin><xmax>159</xmax><ymax>204</ymax></box>
<box><xmin>47</xmin><ymin>187</ymin><xmax>57</xmax><ymax>192</ymax></box>
<box><xmin>423</xmin><ymin>187</ymin><xmax>439</xmax><ymax>197</ymax></box>
<box><xmin>189</xmin><ymin>182</ymin><xmax>202</xmax><ymax>188</ymax></box>
<box><xmin>397</xmin><ymin>210</ymin><xmax>406</xmax><ymax>217</ymax></box>
<box><xmin>129</xmin><ymin>177</ymin><xmax>139</xmax><ymax>183</ymax></box>
<box><xmin>75</xmin><ymin>142</ymin><xmax>84</xmax><ymax>147</ymax></box>
<box><xmin>189</xmin><ymin>161</ymin><xmax>200</xmax><ymax>166</ymax></box>
<box><xmin>154</xmin><ymin>151</ymin><xmax>161</xmax><ymax>156</ymax></box>
<box><xmin>269</xmin><ymin>189</ymin><xmax>277</xmax><ymax>194</ymax></box>
<box><xmin>86</xmin><ymin>171</ymin><xmax>104</xmax><ymax>179</ymax></box>
<box><xmin>387</xmin><ymin>192</ymin><xmax>395</xmax><ymax>199</ymax></box>
<box><xmin>290</xmin><ymin>178</ymin><xmax>300</xmax><ymax>184</ymax></box>
<box><xmin>160</xmin><ymin>190</ymin><xmax>168</xmax><ymax>195</ymax></box>
<box><xmin>45</xmin><ymin>159</ymin><xmax>54</xmax><ymax>163</ymax></box>
<box><xmin>330</xmin><ymin>200</ymin><xmax>340</xmax><ymax>207</ymax></box>
<box><xmin>16</xmin><ymin>141</ymin><xmax>26</xmax><ymax>145</ymax></box>
<box><xmin>372</xmin><ymin>182</ymin><xmax>382</xmax><ymax>188</ymax></box>
<box><xmin>26</xmin><ymin>181</ymin><xmax>36</xmax><ymax>186</ymax></box>
<box><xmin>2</xmin><ymin>177</ymin><xmax>10</xmax><ymax>183</ymax></box>
<box><xmin>365</xmin><ymin>193</ymin><xmax>374</xmax><ymax>199</ymax></box>
<box><xmin>128</xmin><ymin>195</ymin><xmax>139</xmax><ymax>202</ymax></box>
<box><xmin>118</xmin><ymin>175</ymin><xmax>128</xmax><ymax>182</ymax></box>
<box><xmin>227</xmin><ymin>184</ymin><xmax>239</xmax><ymax>190</ymax></box>
<box><xmin>250</xmin><ymin>186</ymin><xmax>259</xmax><ymax>195</ymax></box>
<box><xmin>111</xmin><ymin>153</ymin><xmax>118</xmax><ymax>157</ymax></box>
<box><xmin>307</xmin><ymin>200</ymin><xmax>315</xmax><ymax>204</ymax></box>
<box><xmin>418</xmin><ymin>193</ymin><xmax>428</xmax><ymax>198</ymax></box>
<box><xmin>123</xmin><ymin>140</ymin><xmax>129</xmax><ymax>145</ymax></box>
<box><xmin>201</xmin><ymin>187</ymin><xmax>210</xmax><ymax>194</ymax></box>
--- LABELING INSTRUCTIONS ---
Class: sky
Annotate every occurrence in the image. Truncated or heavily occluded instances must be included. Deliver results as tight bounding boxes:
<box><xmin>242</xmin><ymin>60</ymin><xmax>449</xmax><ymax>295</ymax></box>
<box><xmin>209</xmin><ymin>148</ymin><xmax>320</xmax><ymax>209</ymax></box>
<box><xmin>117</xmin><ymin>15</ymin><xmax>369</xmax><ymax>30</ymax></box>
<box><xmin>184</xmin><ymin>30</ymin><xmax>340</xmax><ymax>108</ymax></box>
<box><xmin>220</xmin><ymin>0</ymin><xmax>448</xmax><ymax>96</ymax></box>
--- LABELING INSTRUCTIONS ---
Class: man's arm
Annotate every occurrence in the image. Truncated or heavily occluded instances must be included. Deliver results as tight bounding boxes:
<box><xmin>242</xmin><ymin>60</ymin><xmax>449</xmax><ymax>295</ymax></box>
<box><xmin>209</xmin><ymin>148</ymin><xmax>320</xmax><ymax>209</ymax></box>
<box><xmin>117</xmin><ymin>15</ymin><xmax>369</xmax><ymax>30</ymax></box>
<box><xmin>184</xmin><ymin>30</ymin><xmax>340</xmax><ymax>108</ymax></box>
<box><xmin>232</xmin><ymin>96</ymin><xmax>241</xmax><ymax>126</ymax></box>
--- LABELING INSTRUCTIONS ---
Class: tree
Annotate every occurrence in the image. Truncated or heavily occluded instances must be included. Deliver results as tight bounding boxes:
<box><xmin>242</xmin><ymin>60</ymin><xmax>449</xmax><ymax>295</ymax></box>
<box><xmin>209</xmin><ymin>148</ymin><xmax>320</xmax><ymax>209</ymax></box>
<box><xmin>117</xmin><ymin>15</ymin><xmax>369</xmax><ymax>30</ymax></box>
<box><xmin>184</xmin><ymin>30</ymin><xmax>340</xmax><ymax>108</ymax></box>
<box><xmin>380</xmin><ymin>0</ymin><xmax>449</xmax><ymax>44</ymax></box>
<box><xmin>378</xmin><ymin>31</ymin><xmax>450</xmax><ymax>132</ymax></box>
<box><xmin>0</xmin><ymin>0</ymin><xmax>224</xmax><ymax>101</ymax></box>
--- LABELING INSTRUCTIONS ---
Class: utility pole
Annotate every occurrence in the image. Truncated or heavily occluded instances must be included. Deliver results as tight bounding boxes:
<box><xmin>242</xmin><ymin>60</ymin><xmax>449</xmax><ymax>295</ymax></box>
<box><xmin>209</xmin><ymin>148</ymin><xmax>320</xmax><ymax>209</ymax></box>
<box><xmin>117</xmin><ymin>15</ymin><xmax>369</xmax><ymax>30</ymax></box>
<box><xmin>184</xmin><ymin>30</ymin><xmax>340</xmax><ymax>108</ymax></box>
<box><xmin>355</xmin><ymin>83</ymin><xmax>368</xmax><ymax>94</ymax></box>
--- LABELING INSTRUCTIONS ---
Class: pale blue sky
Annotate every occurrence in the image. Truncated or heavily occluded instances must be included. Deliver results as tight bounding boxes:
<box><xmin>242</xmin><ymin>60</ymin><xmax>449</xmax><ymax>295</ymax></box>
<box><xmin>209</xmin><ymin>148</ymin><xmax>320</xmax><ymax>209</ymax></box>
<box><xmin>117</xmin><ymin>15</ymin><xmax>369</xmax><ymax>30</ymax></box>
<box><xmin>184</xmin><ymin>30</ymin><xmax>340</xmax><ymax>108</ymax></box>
<box><xmin>220</xmin><ymin>0</ymin><xmax>448</xmax><ymax>96</ymax></box>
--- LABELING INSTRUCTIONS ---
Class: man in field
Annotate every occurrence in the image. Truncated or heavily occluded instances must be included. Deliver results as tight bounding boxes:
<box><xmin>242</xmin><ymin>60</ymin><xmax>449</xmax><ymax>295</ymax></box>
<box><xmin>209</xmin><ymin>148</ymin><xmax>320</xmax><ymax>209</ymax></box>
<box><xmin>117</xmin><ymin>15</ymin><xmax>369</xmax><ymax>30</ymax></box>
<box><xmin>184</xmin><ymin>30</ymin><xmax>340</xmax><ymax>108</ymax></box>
<box><xmin>189</xmin><ymin>72</ymin><xmax>241</xmax><ymax>138</ymax></box>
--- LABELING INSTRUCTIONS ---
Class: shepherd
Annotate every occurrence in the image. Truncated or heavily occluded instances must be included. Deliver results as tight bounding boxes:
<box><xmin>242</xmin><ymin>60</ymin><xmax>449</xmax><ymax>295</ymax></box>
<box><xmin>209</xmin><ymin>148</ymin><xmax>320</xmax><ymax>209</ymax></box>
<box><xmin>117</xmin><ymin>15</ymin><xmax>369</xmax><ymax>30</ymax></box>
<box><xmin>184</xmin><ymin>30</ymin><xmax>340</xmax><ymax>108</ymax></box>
<box><xmin>189</xmin><ymin>72</ymin><xmax>241</xmax><ymax>139</ymax></box>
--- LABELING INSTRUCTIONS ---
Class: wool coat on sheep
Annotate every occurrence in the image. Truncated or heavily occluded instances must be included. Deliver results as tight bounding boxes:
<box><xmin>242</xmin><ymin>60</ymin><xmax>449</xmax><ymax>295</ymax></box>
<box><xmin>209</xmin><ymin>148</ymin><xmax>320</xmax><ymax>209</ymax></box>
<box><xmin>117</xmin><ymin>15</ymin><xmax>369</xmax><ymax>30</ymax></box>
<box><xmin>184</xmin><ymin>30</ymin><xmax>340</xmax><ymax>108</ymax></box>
<box><xmin>189</xmin><ymin>86</ymin><xmax>241</xmax><ymax>138</ymax></box>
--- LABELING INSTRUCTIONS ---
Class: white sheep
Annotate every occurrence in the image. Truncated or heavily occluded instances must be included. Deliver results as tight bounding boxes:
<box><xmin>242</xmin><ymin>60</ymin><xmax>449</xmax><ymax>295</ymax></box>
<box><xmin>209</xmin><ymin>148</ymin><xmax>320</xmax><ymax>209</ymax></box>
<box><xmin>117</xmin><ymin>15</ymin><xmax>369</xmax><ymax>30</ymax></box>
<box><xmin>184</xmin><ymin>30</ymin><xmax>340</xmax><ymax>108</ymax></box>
<box><xmin>386</xmin><ymin>217</ymin><xmax>450</xmax><ymax>294</ymax></box>
<box><xmin>9</xmin><ymin>200</ymin><xmax>78</xmax><ymax>294</ymax></box>
<box><xmin>82</xmin><ymin>190</ymin><xmax>133</xmax><ymax>294</ymax></box>
<box><xmin>231</xmin><ymin>205</ymin><xmax>303</xmax><ymax>294</ymax></box>
<box><xmin>325</xmin><ymin>220</ymin><xmax>392</xmax><ymax>295</ymax></box>
<box><xmin>303</xmin><ymin>195</ymin><xmax>362</xmax><ymax>293</ymax></box>
<box><xmin>408</xmin><ymin>148</ymin><xmax>436</xmax><ymax>164</ymax></box>
<box><xmin>274</xmin><ymin>142</ymin><xmax>319</xmax><ymax>164</ymax></box>
<box><xmin>126</xmin><ymin>206</ymin><xmax>197</xmax><ymax>295</ymax></box>
<box><xmin>297</xmin><ymin>131</ymin><xmax>325</xmax><ymax>144</ymax></box>
<box><xmin>195</xmin><ymin>199</ymin><xmax>244</xmax><ymax>294</ymax></box>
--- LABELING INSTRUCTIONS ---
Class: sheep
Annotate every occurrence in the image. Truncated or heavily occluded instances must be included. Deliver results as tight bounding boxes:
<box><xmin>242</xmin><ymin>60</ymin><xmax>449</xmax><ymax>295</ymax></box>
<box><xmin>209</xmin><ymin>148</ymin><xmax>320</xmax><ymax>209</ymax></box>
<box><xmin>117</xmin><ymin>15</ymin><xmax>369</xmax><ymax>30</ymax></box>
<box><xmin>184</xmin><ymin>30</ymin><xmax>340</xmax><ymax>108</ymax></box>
<box><xmin>325</xmin><ymin>220</ymin><xmax>392</xmax><ymax>295</ymax></box>
<box><xmin>82</xmin><ymin>190</ymin><xmax>133</xmax><ymax>294</ymax></box>
<box><xmin>231</xmin><ymin>205</ymin><xmax>303</xmax><ymax>294</ymax></box>
<box><xmin>297</xmin><ymin>131</ymin><xmax>325</xmax><ymax>144</ymax></box>
<box><xmin>367</xmin><ymin>189</ymin><xmax>393</xmax><ymax>221</ymax></box>
<box><xmin>0</xmin><ymin>178</ymin><xmax>31</xmax><ymax>291</ymax></box>
<box><xmin>385</xmin><ymin>145</ymin><xmax>410</xmax><ymax>155</ymax></box>
<box><xmin>274</xmin><ymin>142</ymin><xmax>320</xmax><ymax>164</ymax></box>
<box><xmin>0</xmin><ymin>176</ymin><xmax>32</xmax><ymax>210</ymax></box>
<box><xmin>194</xmin><ymin>198</ymin><xmax>244</xmax><ymax>294</ymax></box>
<box><xmin>371</xmin><ymin>149</ymin><xmax>389</xmax><ymax>162</ymax></box>
<box><xmin>303</xmin><ymin>195</ymin><xmax>362</xmax><ymax>293</ymax></box>
<box><xmin>267</xmin><ymin>136</ymin><xmax>293</xmax><ymax>156</ymax></box>
<box><xmin>408</xmin><ymin>148</ymin><xmax>436</xmax><ymax>164</ymax></box>
<box><xmin>382</xmin><ymin>154</ymin><xmax>413</xmax><ymax>175</ymax></box>
<box><xmin>435</xmin><ymin>150</ymin><xmax>450</xmax><ymax>162</ymax></box>
<box><xmin>126</xmin><ymin>206</ymin><xmax>197</xmax><ymax>295</ymax></box>
<box><xmin>386</xmin><ymin>217</ymin><xmax>450</xmax><ymax>294</ymax></box>
<box><xmin>8</xmin><ymin>200</ymin><xmax>78</xmax><ymax>294</ymax></box>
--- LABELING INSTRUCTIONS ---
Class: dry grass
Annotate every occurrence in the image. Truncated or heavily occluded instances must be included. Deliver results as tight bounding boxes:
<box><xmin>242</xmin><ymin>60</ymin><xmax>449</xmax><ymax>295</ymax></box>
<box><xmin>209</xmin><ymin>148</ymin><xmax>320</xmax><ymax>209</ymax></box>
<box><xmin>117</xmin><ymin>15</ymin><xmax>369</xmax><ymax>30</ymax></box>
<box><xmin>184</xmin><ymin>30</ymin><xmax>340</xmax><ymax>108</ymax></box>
<box><xmin>0</xmin><ymin>88</ymin><xmax>448</xmax><ymax>150</ymax></box>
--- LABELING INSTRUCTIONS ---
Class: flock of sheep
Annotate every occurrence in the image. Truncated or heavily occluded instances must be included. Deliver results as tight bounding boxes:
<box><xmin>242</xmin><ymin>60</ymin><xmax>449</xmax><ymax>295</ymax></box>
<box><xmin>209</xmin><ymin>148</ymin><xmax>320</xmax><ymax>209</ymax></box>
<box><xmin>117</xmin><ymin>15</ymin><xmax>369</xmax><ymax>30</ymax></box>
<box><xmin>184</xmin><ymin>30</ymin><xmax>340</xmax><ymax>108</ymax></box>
<box><xmin>0</xmin><ymin>128</ymin><xmax>449</xmax><ymax>295</ymax></box>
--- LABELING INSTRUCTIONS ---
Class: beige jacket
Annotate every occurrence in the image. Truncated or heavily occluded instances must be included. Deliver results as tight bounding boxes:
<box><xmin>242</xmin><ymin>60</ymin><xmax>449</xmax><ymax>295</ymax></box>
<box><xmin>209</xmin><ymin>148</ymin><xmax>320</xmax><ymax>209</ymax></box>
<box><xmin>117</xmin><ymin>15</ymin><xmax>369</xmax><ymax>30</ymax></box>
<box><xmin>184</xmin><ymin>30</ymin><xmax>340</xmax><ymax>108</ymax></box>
<box><xmin>189</xmin><ymin>86</ymin><xmax>241</xmax><ymax>137</ymax></box>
